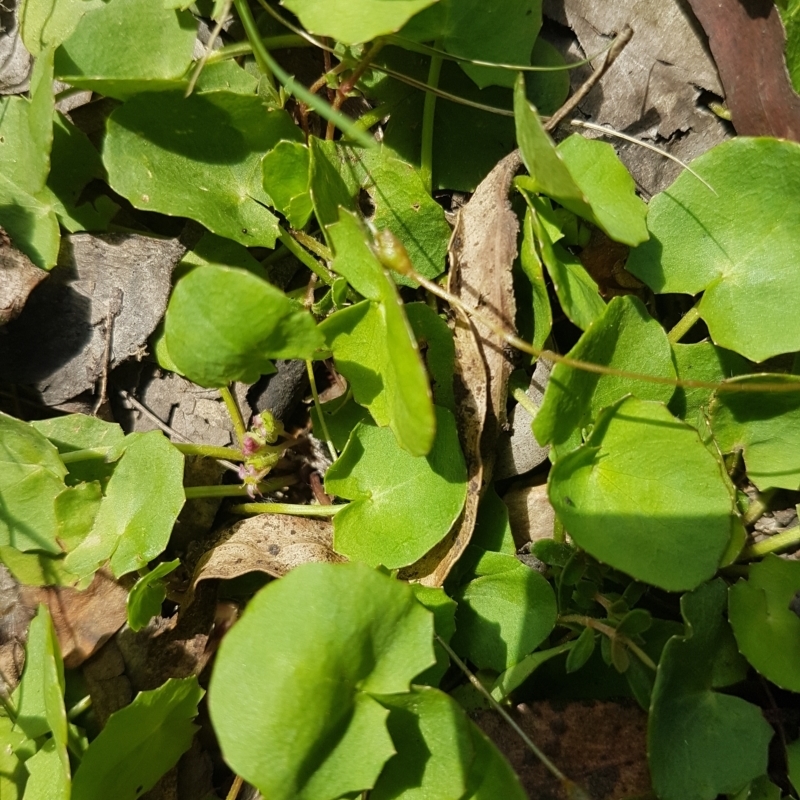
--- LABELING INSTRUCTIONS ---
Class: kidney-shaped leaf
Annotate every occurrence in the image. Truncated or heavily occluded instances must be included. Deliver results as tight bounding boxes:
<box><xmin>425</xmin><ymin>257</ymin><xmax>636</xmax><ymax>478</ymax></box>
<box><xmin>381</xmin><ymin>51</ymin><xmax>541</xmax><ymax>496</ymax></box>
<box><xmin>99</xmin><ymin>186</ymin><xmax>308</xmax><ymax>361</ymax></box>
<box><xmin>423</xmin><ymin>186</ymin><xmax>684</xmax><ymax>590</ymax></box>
<box><xmin>325</xmin><ymin>409</ymin><xmax>467</xmax><ymax>569</ymax></box>
<box><xmin>710</xmin><ymin>374</ymin><xmax>800</xmax><ymax>491</ymax></box>
<box><xmin>626</xmin><ymin>138</ymin><xmax>800</xmax><ymax>362</ymax></box>
<box><xmin>104</xmin><ymin>92</ymin><xmax>301</xmax><ymax>247</ymax></box>
<box><xmin>165</xmin><ymin>265</ymin><xmax>322</xmax><ymax>387</ymax></box>
<box><xmin>649</xmin><ymin>580</ymin><xmax>773</xmax><ymax>800</ymax></box>
<box><xmin>71</xmin><ymin>677</ymin><xmax>203</xmax><ymax>800</ymax></box>
<box><xmin>549</xmin><ymin>397</ymin><xmax>736</xmax><ymax>592</ymax></box>
<box><xmin>451</xmin><ymin>550</ymin><xmax>557</xmax><ymax>672</ymax></box>
<box><xmin>281</xmin><ymin>0</ymin><xmax>438</xmax><ymax>45</ymax></box>
<box><xmin>729</xmin><ymin>555</ymin><xmax>800</xmax><ymax>692</ymax></box>
<box><xmin>54</xmin><ymin>0</ymin><xmax>196</xmax><ymax>99</ymax></box>
<box><xmin>208</xmin><ymin>562</ymin><xmax>434</xmax><ymax>800</ymax></box>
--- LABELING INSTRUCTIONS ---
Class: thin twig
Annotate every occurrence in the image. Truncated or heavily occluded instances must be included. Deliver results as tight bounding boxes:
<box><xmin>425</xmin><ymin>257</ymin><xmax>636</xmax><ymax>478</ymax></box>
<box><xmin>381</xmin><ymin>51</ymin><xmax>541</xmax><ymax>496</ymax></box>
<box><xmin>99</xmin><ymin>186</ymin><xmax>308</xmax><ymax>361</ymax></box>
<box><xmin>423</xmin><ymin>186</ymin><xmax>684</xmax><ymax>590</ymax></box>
<box><xmin>544</xmin><ymin>25</ymin><xmax>633</xmax><ymax>132</ymax></box>
<box><xmin>186</xmin><ymin>0</ymin><xmax>232</xmax><ymax>97</ymax></box>
<box><xmin>92</xmin><ymin>289</ymin><xmax>123</xmax><ymax>416</ymax></box>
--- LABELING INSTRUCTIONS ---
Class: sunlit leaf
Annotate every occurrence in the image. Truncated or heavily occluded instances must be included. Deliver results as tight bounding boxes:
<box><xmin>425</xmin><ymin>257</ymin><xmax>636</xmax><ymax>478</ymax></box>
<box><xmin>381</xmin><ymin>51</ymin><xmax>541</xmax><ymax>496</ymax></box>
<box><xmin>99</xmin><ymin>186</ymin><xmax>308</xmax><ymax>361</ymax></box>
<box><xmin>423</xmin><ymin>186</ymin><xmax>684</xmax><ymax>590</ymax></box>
<box><xmin>325</xmin><ymin>409</ymin><xmax>467</xmax><ymax>569</ymax></box>
<box><xmin>710</xmin><ymin>374</ymin><xmax>800</xmax><ymax>491</ymax></box>
<box><xmin>549</xmin><ymin>397</ymin><xmax>737</xmax><ymax>591</ymax></box>
<box><xmin>626</xmin><ymin>138</ymin><xmax>800</xmax><ymax>362</ymax></box>
<box><xmin>209</xmin><ymin>562</ymin><xmax>434</xmax><ymax>800</ymax></box>
<box><xmin>165</xmin><ymin>265</ymin><xmax>323</xmax><ymax>387</ymax></box>
<box><xmin>126</xmin><ymin>559</ymin><xmax>180</xmax><ymax>632</ymax></box>
<box><xmin>71</xmin><ymin>677</ymin><xmax>203</xmax><ymax>800</ymax></box>
<box><xmin>729</xmin><ymin>555</ymin><xmax>800</xmax><ymax>692</ymax></box>
<box><xmin>104</xmin><ymin>92</ymin><xmax>301</xmax><ymax>247</ymax></box>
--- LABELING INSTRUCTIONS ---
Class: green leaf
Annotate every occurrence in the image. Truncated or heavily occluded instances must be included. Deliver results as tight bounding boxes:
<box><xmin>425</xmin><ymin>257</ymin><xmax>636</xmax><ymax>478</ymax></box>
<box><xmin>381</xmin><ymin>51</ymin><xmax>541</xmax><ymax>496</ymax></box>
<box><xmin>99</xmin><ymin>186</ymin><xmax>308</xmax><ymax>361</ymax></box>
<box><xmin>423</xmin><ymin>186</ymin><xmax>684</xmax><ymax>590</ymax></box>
<box><xmin>549</xmin><ymin>397</ymin><xmax>737</xmax><ymax>592</ymax></box>
<box><xmin>463</xmin><ymin>719</ymin><xmax>528</xmax><ymax>800</ymax></box>
<box><xmin>104</xmin><ymin>92</ymin><xmax>301</xmax><ymax>247</ymax></box>
<box><xmin>533</xmin><ymin>295</ymin><xmax>676</xmax><ymax>452</ymax></box>
<box><xmin>649</xmin><ymin>579</ymin><xmax>773</xmax><ymax>800</ymax></box>
<box><xmin>451</xmin><ymin>550</ymin><xmax>557</xmax><ymax>672</ymax></box>
<box><xmin>71</xmin><ymin>677</ymin><xmax>203</xmax><ymax>800</ymax></box>
<box><xmin>371</xmin><ymin>686</ymin><xmax>474</xmax><ymax>800</ymax></box>
<box><xmin>323</xmin><ymin>211</ymin><xmax>435</xmax><ymax>456</ymax></box>
<box><xmin>262</xmin><ymin>140</ymin><xmax>313</xmax><ymax>229</ymax></box>
<box><xmin>709</xmin><ymin>374</ymin><xmax>800</xmax><ymax>491</ymax></box>
<box><xmin>0</xmin><ymin>50</ymin><xmax>60</xmax><ymax>269</ymax></box>
<box><xmin>728</xmin><ymin>555</ymin><xmax>800</xmax><ymax>692</ymax></box>
<box><xmin>194</xmin><ymin>59</ymin><xmax>259</xmax><ymax>94</ymax></box>
<box><xmin>126</xmin><ymin>559</ymin><xmax>181</xmax><ymax>632</ymax></box>
<box><xmin>308</xmin><ymin>137</ymin><xmax>357</xmax><ymax>235</ymax></box>
<box><xmin>208</xmin><ymin>562</ymin><xmax>434</xmax><ymax>800</ymax></box>
<box><xmin>0</xmin><ymin>716</ymin><xmax>28</xmax><ymax>800</ymax></box>
<box><xmin>14</xmin><ymin>606</ymin><xmax>67</xmax><ymax>762</ymax></box>
<box><xmin>406</xmin><ymin>302</ymin><xmax>456</xmax><ymax>414</ymax></box>
<box><xmin>311</xmin><ymin>394</ymin><xmax>372</xmax><ymax>452</ymax></box>
<box><xmin>520</xmin><ymin>206</ymin><xmax>552</xmax><ymax>352</ymax></box>
<box><xmin>165</xmin><ymin>265</ymin><xmax>323</xmax><ymax>387</ymax></box>
<box><xmin>22</xmin><ymin>738</ymin><xmax>70</xmax><ymax>800</ymax></box>
<box><xmin>565</xmin><ymin>627</ymin><xmax>596</xmax><ymax>673</ymax></box>
<box><xmin>411</xmin><ymin>585</ymin><xmax>457</xmax><ymax>687</ymax></box>
<box><xmin>0</xmin><ymin>412</ymin><xmax>67</xmax><ymax>554</ymax></box>
<box><xmin>668</xmin><ymin>341</ymin><xmax>750</xmax><ymax>429</ymax></box>
<box><xmin>281</xmin><ymin>0</ymin><xmax>438</xmax><ymax>45</ymax></box>
<box><xmin>402</xmin><ymin>0</ymin><xmax>542</xmax><ymax>90</ymax></box>
<box><xmin>788</xmin><ymin>737</ymin><xmax>800</xmax><ymax>794</ymax></box>
<box><xmin>490</xmin><ymin>641</ymin><xmax>575</xmax><ymax>701</ymax></box>
<box><xmin>348</xmin><ymin>146</ymin><xmax>452</xmax><ymax>284</ymax></box>
<box><xmin>626</xmin><ymin>138</ymin><xmax>800</xmax><ymax>362</ymax></box>
<box><xmin>779</xmin><ymin>0</ymin><xmax>800</xmax><ymax>92</ymax></box>
<box><xmin>526</xmin><ymin>192</ymin><xmax>605</xmax><ymax>331</ymax></box>
<box><xmin>556</xmin><ymin>134</ymin><xmax>649</xmax><ymax>247</ymax></box>
<box><xmin>19</xmin><ymin>0</ymin><xmax>102</xmax><ymax>55</ymax></box>
<box><xmin>325</xmin><ymin>409</ymin><xmax>467</xmax><ymax>569</ymax></box>
<box><xmin>54</xmin><ymin>0</ymin><xmax>197</xmax><ymax>99</ymax></box>
<box><xmin>64</xmin><ymin>432</ymin><xmax>185</xmax><ymax>580</ymax></box>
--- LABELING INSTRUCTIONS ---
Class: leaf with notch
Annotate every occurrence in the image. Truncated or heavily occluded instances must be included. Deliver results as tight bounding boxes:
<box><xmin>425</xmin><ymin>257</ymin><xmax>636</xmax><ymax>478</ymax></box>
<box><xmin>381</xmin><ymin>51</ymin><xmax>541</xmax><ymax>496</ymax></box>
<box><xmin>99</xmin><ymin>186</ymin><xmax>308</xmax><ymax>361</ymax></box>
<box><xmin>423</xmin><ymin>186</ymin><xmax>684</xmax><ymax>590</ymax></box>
<box><xmin>325</xmin><ymin>409</ymin><xmax>467</xmax><ymax>569</ymax></box>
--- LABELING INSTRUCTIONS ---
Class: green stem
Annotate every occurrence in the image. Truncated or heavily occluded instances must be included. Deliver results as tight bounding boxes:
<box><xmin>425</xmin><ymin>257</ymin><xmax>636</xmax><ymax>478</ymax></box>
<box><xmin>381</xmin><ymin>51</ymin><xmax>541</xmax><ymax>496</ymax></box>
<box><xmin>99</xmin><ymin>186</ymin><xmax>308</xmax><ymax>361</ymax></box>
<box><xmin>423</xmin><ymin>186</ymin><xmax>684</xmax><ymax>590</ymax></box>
<box><xmin>0</xmin><ymin>689</ymin><xmax>16</xmax><ymax>722</ymax></box>
<box><xmin>67</xmin><ymin>694</ymin><xmax>92</xmax><ymax>721</ymax></box>
<box><xmin>174</xmin><ymin>442</ymin><xmax>245</xmax><ymax>461</ymax></box>
<box><xmin>219</xmin><ymin>385</ymin><xmax>247</xmax><ymax>446</ymax></box>
<box><xmin>184</xmin><ymin>475</ymin><xmax>294</xmax><ymax>500</ymax></box>
<box><xmin>307</xmin><ymin>360</ymin><xmax>337</xmax><ymax>461</ymax></box>
<box><xmin>353</xmin><ymin>101</ymin><xmax>395</xmax><ymax>131</ymax></box>
<box><xmin>667</xmin><ymin>302</ymin><xmax>701</xmax><ymax>344</ymax></box>
<box><xmin>231</xmin><ymin>0</ymin><xmax>275</xmax><ymax>88</ymax></box>
<box><xmin>60</xmin><ymin>447</ymin><xmax>110</xmax><ymax>464</ymax></box>
<box><xmin>553</xmin><ymin>516</ymin><xmax>566</xmax><ymax>544</ymax></box>
<box><xmin>239</xmin><ymin>0</ymin><xmax>376</xmax><ymax>148</ymax></box>
<box><xmin>232</xmin><ymin>502</ymin><xmax>343</xmax><ymax>517</ymax></box>
<box><xmin>204</xmin><ymin>34</ymin><xmax>308</xmax><ymax>64</ymax></box>
<box><xmin>738</xmin><ymin>525</ymin><xmax>800</xmax><ymax>560</ymax></box>
<box><xmin>291</xmin><ymin>229</ymin><xmax>333</xmax><ymax>261</ymax></box>
<box><xmin>277</xmin><ymin>226</ymin><xmax>334</xmax><ymax>284</ymax></box>
<box><xmin>559</xmin><ymin>614</ymin><xmax>657</xmax><ymax>671</ymax></box>
<box><xmin>419</xmin><ymin>43</ymin><xmax>443</xmax><ymax>195</ymax></box>
<box><xmin>741</xmin><ymin>487</ymin><xmax>778</xmax><ymax>527</ymax></box>
<box><xmin>511</xmin><ymin>385</ymin><xmax>539</xmax><ymax>419</ymax></box>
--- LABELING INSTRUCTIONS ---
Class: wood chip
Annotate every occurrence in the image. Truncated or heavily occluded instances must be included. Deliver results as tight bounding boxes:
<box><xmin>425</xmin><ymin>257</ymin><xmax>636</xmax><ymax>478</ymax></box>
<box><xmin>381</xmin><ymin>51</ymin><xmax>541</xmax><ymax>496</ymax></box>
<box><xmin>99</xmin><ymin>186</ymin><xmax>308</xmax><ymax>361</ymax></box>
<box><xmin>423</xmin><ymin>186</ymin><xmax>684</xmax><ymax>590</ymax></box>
<box><xmin>685</xmin><ymin>0</ymin><xmax>800</xmax><ymax>141</ymax></box>
<box><xmin>0</xmin><ymin>231</ymin><xmax>48</xmax><ymax>326</ymax></box>
<box><xmin>401</xmin><ymin>150</ymin><xmax>521</xmax><ymax>587</ymax></box>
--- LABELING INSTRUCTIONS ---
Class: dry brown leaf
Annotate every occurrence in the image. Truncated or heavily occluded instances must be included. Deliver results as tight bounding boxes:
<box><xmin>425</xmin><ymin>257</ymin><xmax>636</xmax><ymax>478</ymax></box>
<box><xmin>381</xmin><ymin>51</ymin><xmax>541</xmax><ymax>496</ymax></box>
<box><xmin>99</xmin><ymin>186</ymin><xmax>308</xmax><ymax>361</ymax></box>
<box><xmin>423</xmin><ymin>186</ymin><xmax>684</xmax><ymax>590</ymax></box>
<box><xmin>472</xmin><ymin>700</ymin><xmax>651</xmax><ymax>800</ymax></box>
<box><xmin>543</xmin><ymin>0</ymin><xmax>730</xmax><ymax>196</ymax></box>
<box><xmin>686</xmin><ymin>0</ymin><xmax>800</xmax><ymax>141</ymax></box>
<box><xmin>192</xmin><ymin>514</ymin><xmax>344</xmax><ymax>589</ymax></box>
<box><xmin>0</xmin><ymin>564</ymin><xmax>35</xmax><ymax>694</ymax></box>
<box><xmin>401</xmin><ymin>151</ymin><xmax>521</xmax><ymax>588</ymax></box>
<box><xmin>0</xmin><ymin>231</ymin><xmax>48</xmax><ymax>326</ymax></box>
<box><xmin>20</xmin><ymin>569</ymin><xmax>128</xmax><ymax>669</ymax></box>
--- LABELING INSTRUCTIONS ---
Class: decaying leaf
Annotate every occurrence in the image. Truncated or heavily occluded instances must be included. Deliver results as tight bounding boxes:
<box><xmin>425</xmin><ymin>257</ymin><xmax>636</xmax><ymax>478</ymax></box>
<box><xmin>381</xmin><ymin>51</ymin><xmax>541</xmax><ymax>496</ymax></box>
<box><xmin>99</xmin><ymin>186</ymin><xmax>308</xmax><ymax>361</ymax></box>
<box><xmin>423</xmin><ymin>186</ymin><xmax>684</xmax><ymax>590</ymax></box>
<box><xmin>686</xmin><ymin>0</ymin><xmax>800</xmax><ymax>141</ymax></box>
<box><xmin>0</xmin><ymin>230</ymin><xmax>48</xmax><ymax>326</ymax></box>
<box><xmin>20</xmin><ymin>568</ymin><xmax>128</xmax><ymax>668</ymax></box>
<box><xmin>402</xmin><ymin>150</ymin><xmax>521</xmax><ymax>587</ymax></box>
<box><xmin>0</xmin><ymin>232</ymin><xmax>185</xmax><ymax>404</ymax></box>
<box><xmin>543</xmin><ymin>0</ymin><xmax>730</xmax><ymax>195</ymax></box>
<box><xmin>192</xmin><ymin>514</ymin><xmax>344</xmax><ymax>589</ymax></box>
<box><xmin>0</xmin><ymin>563</ymin><xmax>35</xmax><ymax>694</ymax></box>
